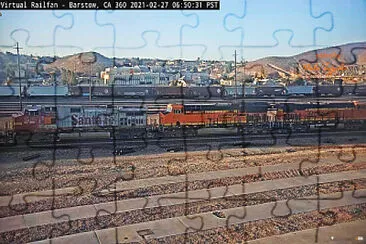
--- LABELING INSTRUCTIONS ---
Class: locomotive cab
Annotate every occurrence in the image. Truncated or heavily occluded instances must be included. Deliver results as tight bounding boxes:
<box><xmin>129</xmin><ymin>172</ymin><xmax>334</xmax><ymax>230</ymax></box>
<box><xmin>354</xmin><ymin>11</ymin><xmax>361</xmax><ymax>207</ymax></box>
<box><xmin>159</xmin><ymin>103</ymin><xmax>245</xmax><ymax>127</ymax></box>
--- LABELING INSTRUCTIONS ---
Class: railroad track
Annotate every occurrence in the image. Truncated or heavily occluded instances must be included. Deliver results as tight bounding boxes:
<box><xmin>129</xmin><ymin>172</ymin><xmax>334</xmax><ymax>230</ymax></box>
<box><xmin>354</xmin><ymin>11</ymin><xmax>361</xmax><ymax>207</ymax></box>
<box><xmin>0</xmin><ymin>146</ymin><xmax>365</xmax><ymax>243</ymax></box>
<box><xmin>5</xmin><ymin>130</ymin><xmax>366</xmax><ymax>151</ymax></box>
<box><xmin>1</xmin><ymin>96</ymin><xmax>366</xmax><ymax>116</ymax></box>
<box><xmin>1</xmin><ymin>95</ymin><xmax>365</xmax><ymax>105</ymax></box>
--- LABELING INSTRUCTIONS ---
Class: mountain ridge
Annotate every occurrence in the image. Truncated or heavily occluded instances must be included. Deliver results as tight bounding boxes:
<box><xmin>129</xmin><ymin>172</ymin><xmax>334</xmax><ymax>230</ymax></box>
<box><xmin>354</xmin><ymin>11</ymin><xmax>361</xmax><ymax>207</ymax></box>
<box><xmin>1</xmin><ymin>41</ymin><xmax>365</xmax><ymax>81</ymax></box>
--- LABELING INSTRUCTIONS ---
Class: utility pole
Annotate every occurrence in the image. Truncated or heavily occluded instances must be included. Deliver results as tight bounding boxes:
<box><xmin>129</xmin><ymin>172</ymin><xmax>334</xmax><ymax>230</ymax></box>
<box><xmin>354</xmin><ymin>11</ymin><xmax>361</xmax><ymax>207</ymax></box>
<box><xmin>14</xmin><ymin>42</ymin><xmax>23</xmax><ymax>110</ymax></box>
<box><xmin>234</xmin><ymin>50</ymin><xmax>237</xmax><ymax>100</ymax></box>
<box><xmin>89</xmin><ymin>63</ymin><xmax>92</xmax><ymax>102</ymax></box>
<box><xmin>242</xmin><ymin>59</ymin><xmax>246</xmax><ymax>98</ymax></box>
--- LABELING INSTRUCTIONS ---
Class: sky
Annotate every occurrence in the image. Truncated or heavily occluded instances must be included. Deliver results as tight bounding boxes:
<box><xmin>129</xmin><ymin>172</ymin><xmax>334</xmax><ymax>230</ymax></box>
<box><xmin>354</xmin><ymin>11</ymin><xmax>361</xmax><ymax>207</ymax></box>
<box><xmin>0</xmin><ymin>0</ymin><xmax>365</xmax><ymax>61</ymax></box>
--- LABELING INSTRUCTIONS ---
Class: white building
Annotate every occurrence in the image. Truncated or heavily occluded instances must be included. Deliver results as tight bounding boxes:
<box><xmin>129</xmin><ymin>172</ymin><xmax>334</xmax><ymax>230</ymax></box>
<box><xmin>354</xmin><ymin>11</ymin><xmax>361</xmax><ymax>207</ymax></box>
<box><xmin>101</xmin><ymin>66</ymin><xmax>170</xmax><ymax>86</ymax></box>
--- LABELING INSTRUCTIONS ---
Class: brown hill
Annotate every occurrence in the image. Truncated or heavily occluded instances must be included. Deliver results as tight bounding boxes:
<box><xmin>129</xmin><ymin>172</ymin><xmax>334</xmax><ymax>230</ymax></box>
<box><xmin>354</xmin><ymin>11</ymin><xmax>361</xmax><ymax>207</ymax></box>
<box><xmin>240</xmin><ymin>42</ymin><xmax>366</xmax><ymax>77</ymax></box>
<box><xmin>44</xmin><ymin>52</ymin><xmax>121</xmax><ymax>75</ymax></box>
<box><xmin>8</xmin><ymin>41</ymin><xmax>365</xmax><ymax>79</ymax></box>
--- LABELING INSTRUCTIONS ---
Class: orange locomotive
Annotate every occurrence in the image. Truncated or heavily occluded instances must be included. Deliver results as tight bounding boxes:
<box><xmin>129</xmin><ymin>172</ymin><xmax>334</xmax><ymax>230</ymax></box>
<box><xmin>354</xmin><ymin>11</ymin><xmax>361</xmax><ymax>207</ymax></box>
<box><xmin>156</xmin><ymin>103</ymin><xmax>246</xmax><ymax>127</ymax></box>
<box><xmin>271</xmin><ymin>101</ymin><xmax>366</xmax><ymax>130</ymax></box>
<box><xmin>14</xmin><ymin>105</ymin><xmax>57</xmax><ymax>133</ymax></box>
<box><xmin>151</xmin><ymin>101</ymin><xmax>366</xmax><ymax>132</ymax></box>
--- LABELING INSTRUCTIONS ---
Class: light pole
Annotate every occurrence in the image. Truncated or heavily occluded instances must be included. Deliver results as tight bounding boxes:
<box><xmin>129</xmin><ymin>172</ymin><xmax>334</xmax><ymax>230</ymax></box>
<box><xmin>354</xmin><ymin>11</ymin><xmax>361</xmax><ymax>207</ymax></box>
<box><xmin>234</xmin><ymin>50</ymin><xmax>237</xmax><ymax>100</ymax></box>
<box><xmin>89</xmin><ymin>63</ymin><xmax>93</xmax><ymax>102</ymax></box>
<box><xmin>242</xmin><ymin>59</ymin><xmax>247</xmax><ymax>98</ymax></box>
<box><xmin>14</xmin><ymin>42</ymin><xmax>23</xmax><ymax>110</ymax></box>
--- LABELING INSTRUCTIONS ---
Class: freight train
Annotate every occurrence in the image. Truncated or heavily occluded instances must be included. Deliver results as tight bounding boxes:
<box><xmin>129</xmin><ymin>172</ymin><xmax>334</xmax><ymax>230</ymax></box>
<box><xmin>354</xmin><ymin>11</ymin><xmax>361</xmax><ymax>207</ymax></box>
<box><xmin>1</xmin><ymin>84</ymin><xmax>366</xmax><ymax>99</ymax></box>
<box><xmin>1</xmin><ymin>100</ymin><xmax>366</xmax><ymax>145</ymax></box>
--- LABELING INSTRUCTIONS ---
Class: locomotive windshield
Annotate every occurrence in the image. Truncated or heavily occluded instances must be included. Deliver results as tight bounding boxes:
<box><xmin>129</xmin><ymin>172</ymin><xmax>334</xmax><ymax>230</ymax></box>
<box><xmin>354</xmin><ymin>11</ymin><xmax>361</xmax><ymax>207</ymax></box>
<box><xmin>164</xmin><ymin>104</ymin><xmax>173</xmax><ymax>114</ymax></box>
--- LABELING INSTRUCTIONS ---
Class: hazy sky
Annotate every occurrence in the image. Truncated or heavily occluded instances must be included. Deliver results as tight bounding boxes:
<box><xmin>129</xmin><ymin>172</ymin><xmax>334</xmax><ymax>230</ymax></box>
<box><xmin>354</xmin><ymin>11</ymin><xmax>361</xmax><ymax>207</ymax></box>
<box><xmin>0</xmin><ymin>0</ymin><xmax>365</xmax><ymax>61</ymax></box>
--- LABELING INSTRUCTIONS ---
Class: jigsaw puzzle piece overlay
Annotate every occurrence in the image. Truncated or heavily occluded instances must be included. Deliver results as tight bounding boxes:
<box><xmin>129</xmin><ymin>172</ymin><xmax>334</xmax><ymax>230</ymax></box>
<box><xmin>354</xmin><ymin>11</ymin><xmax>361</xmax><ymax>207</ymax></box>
<box><xmin>51</xmin><ymin>11</ymin><xmax>114</xmax><ymax>56</ymax></box>
<box><xmin>0</xmin><ymin>11</ymin><xmax>77</xmax><ymax>56</ymax></box>
<box><xmin>219</xmin><ymin>0</ymin><xmax>335</xmax><ymax>60</ymax></box>
<box><xmin>223</xmin><ymin>0</ymin><xmax>334</xmax><ymax>47</ymax></box>
<box><xmin>94</xmin><ymin>10</ymin><xmax>206</xmax><ymax>59</ymax></box>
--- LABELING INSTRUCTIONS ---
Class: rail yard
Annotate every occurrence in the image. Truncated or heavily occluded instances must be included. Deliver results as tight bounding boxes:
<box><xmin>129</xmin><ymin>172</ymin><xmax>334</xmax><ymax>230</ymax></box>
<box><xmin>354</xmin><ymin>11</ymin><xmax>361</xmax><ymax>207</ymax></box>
<box><xmin>1</xmin><ymin>140</ymin><xmax>366</xmax><ymax>243</ymax></box>
<box><xmin>1</xmin><ymin>39</ymin><xmax>366</xmax><ymax>243</ymax></box>
<box><xmin>1</xmin><ymin>88</ymin><xmax>366</xmax><ymax>243</ymax></box>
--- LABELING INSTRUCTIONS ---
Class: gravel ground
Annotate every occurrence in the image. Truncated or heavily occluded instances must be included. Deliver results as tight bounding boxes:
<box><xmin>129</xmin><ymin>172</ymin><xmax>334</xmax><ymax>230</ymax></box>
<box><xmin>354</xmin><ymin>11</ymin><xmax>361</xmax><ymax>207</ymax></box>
<box><xmin>147</xmin><ymin>204</ymin><xmax>366</xmax><ymax>244</ymax></box>
<box><xmin>0</xmin><ymin>162</ymin><xmax>365</xmax><ymax>218</ymax></box>
<box><xmin>0</xmin><ymin>183</ymin><xmax>364</xmax><ymax>243</ymax></box>
<box><xmin>0</xmin><ymin>144</ymin><xmax>365</xmax><ymax>243</ymax></box>
<box><xmin>1</xmin><ymin>146</ymin><xmax>365</xmax><ymax>195</ymax></box>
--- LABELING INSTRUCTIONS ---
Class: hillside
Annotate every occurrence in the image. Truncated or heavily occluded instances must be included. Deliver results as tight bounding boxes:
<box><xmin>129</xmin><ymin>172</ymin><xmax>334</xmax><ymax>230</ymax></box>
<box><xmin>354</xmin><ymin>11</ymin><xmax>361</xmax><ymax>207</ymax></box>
<box><xmin>45</xmin><ymin>42</ymin><xmax>366</xmax><ymax>77</ymax></box>
<box><xmin>241</xmin><ymin>42</ymin><xmax>366</xmax><ymax>77</ymax></box>
<box><xmin>1</xmin><ymin>42</ymin><xmax>365</xmax><ymax>81</ymax></box>
<box><xmin>44</xmin><ymin>52</ymin><xmax>122</xmax><ymax>75</ymax></box>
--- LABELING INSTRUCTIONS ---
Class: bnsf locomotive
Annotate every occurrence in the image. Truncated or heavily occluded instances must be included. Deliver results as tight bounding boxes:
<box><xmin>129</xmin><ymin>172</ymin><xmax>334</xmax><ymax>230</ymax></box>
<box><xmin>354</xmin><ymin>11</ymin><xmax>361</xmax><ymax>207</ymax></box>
<box><xmin>1</xmin><ymin>101</ymin><xmax>366</xmax><ymax>145</ymax></box>
<box><xmin>150</xmin><ymin>101</ymin><xmax>366</xmax><ymax>132</ymax></box>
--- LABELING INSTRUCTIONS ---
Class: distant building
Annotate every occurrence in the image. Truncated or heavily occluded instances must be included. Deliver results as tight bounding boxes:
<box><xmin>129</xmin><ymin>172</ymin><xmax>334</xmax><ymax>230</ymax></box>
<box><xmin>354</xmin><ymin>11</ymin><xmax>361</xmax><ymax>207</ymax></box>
<box><xmin>220</xmin><ymin>79</ymin><xmax>235</xmax><ymax>86</ymax></box>
<box><xmin>101</xmin><ymin>66</ymin><xmax>170</xmax><ymax>86</ymax></box>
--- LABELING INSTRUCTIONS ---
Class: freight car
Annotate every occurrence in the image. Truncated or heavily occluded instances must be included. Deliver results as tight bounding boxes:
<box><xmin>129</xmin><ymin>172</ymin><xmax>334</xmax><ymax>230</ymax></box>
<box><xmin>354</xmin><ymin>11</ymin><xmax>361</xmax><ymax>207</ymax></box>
<box><xmin>182</xmin><ymin>86</ymin><xmax>224</xmax><ymax>99</ymax></box>
<box><xmin>314</xmin><ymin>85</ymin><xmax>343</xmax><ymax>97</ymax></box>
<box><xmin>354</xmin><ymin>85</ymin><xmax>366</xmax><ymax>96</ymax></box>
<box><xmin>68</xmin><ymin>85</ymin><xmax>224</xmax><ymax>99</ymax></box>
<box><xmin>26</xmin><ymin>85</ymin><xmax>69</xmax><ymax>97</ymax></box>
<box><xmin>0</xmin><ymin>85</ymin><xmax>25</xmax><ymax>97</ymax></box>
<box><xmin>342</xmin><ymin>85</ymin><xmax>366</xmax><ymax>96</ymax></box>
<box><xmin>285</xmin><ymin>86</ymin><xmax>314</xmax><ymax>97</ymax></box>
<box><xmin>112</xmin><ymin>86</ymin><xmax>154</xmax><ymax>98</ymax></box>
<box><xmin>3</xmin><ymin>84</ymin><xmax>366</xmax><ymax>99</ymax></box>
<box><xmin>256</xmin><ymin>85</ymin><xmax>287</xmax><ymax>97</ymax></box>
<box><xmin>222</xmin><ymin>86</ymin><xmax>257</xmax><ymax>98</ymax></box>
